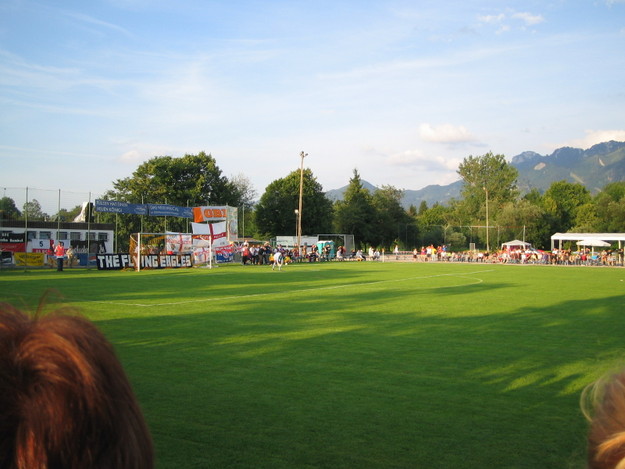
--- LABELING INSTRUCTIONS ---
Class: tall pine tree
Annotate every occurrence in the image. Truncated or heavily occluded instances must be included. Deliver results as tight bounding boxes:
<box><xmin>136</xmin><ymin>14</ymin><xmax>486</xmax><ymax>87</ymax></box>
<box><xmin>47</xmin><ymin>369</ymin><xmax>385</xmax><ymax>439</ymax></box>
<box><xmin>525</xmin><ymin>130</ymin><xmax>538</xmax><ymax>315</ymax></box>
<box><xmin>333</xmin><ymin>169</ymin><xmax>376</xmax><ymax>247</ymax></box>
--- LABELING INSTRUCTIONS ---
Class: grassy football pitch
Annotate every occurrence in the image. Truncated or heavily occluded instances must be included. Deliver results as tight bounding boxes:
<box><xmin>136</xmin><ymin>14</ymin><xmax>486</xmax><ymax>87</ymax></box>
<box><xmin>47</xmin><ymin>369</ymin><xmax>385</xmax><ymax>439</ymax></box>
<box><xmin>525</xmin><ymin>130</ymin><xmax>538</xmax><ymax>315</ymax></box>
<box><xmin>2</xmin><ymin>261</ymin><xmax>625</xmax><ymax>468</ymax></box>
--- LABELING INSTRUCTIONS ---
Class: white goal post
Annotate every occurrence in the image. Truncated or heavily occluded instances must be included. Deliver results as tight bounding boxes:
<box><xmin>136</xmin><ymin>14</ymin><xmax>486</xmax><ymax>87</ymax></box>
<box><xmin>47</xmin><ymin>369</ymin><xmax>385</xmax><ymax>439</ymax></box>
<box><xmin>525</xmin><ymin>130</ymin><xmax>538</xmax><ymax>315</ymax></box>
<box><xmin>129</xmin><ymin>232</ymin><xmax>194</xmax><ymax>272</ymax></box>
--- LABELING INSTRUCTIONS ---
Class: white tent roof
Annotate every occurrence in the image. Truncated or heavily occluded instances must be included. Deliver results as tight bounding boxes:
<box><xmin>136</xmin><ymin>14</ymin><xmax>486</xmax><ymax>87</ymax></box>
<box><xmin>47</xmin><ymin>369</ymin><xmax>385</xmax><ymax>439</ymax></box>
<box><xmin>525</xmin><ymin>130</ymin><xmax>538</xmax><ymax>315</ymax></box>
<box><xmin>551</xmin><ymin>232</ymin><xmax>625</xmax><ymax>250</ymax></box>
<box><xmin>552</xmin><ymin>232</ymin><xmax>625</xmax><ymax>241</ymax></box>
<box><xmin>577</xmin><ymin>239</ymin><xmax>611</xmax><ymax>247</ymax></box>
<box><xmin>501</xmin><ymin>239</ymin><xmax>531</xmax><ymax>248</ymax></box>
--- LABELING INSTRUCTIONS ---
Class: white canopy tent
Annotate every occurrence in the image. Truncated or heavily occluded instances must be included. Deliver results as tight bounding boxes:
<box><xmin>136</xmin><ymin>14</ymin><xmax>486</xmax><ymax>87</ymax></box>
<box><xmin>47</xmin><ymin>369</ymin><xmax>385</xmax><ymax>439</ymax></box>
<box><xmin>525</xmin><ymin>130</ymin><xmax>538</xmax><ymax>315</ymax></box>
<box><xmin>551</xmin><ymin>233</ymin><xmax>625</xmax><ymax>250</ymax></box>
<box><xmin>501</xmin><ymin>239</ymin><xmax>532</xmax><ymax>250</ymax></box>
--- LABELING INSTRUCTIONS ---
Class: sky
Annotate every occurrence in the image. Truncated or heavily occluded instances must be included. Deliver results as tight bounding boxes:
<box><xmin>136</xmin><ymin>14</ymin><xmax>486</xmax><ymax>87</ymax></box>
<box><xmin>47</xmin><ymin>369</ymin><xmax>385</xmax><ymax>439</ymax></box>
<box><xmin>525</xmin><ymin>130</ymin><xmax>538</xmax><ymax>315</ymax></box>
<box><xmin>1</xmin><ymin>0</ymin><xmax>625</xmax><ymax>201</ymax></box>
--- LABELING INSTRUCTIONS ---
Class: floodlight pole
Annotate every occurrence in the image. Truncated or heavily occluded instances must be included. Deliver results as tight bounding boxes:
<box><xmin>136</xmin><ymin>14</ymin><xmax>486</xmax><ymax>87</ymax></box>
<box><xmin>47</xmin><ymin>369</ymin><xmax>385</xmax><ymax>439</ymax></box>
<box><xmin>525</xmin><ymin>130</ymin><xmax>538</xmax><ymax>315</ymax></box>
<box><xmin>297</xmin><ymin>151</ymin><xmax>307</xmax><ymax>251</ymax></box>
<box><xmin>483</xmin><ymin>186</ymin><xmax>490</xmax><ymax>252</ymax></box>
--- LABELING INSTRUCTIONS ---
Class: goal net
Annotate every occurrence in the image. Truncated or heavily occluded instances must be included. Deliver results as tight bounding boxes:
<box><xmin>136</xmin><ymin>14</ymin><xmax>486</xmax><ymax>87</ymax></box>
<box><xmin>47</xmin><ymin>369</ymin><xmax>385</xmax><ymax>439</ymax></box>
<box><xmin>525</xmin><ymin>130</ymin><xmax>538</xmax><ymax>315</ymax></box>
<box><xmin>129</xmin><ymin>233</ymin><xmax>194</xmax><ymax>271</ymax></box>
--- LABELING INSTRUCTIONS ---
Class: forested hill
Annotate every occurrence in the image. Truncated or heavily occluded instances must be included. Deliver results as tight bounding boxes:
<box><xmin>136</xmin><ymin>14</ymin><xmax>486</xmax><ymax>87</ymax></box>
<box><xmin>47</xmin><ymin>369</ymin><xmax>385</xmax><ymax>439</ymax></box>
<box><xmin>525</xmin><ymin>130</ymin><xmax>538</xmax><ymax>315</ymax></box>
<box><xmin>326</xmin><ymin>141</ymin><xmax>625</xmax><ymax>208</ymax></box>
<box><xmin>511</xmin><ymin>140</ymin><xmax>625</xmax><ymax>194</ymax></box>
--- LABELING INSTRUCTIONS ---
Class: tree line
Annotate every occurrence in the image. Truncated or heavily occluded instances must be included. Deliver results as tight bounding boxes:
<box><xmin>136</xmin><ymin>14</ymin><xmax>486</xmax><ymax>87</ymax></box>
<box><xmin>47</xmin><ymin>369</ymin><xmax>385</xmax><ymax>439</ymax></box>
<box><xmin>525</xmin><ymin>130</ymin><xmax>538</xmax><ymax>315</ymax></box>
<box><xmin>2</xmin><ymin>151</ymin><xmax>625</xmax><ymax>251</ymax></box>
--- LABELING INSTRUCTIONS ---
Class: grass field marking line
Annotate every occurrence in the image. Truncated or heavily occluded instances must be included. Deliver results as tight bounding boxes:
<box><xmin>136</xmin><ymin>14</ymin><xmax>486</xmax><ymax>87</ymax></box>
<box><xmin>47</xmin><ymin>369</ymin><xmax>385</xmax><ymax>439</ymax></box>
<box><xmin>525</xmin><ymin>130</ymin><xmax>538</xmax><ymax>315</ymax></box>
<box><xmin>87</xmin><ymin>300</ymin><xmax>156</xmax><ymax>307</ymax></box>
<box><xmin>102</xmin><ymin>268</ymin><xmax>496</xmax><ymax>307</ymax></box>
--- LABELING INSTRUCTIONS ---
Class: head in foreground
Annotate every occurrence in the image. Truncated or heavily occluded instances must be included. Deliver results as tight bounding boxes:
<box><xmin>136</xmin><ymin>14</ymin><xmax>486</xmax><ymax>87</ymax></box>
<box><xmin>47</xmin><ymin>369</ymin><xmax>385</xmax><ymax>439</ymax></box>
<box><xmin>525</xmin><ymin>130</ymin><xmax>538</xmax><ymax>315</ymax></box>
<box><xmin>582</xmin><ymin>370</ymin><xmax>625</xmax><ymax>469</ymax></box>
<box><xmin>0</xmin><ymin>302</ymin><xmax>154</xmax><ymax>469</ymax></box>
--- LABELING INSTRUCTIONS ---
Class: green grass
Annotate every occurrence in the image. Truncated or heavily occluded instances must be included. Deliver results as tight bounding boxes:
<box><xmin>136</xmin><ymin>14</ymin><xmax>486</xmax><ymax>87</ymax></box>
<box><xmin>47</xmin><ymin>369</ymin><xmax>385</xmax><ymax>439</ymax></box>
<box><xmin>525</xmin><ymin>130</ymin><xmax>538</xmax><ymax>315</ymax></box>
<box><xmin>2</xmin><ymin>262</ymin><xmax>625</xmax><ymax>468</ymax></box>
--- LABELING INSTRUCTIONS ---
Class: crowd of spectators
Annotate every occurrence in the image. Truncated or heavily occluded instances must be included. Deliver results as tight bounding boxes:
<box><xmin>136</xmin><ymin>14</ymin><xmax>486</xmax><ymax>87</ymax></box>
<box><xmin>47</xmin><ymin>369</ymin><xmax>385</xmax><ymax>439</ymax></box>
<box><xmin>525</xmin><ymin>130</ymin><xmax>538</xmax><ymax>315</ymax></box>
<box><xmin>241</xmin><ymin>242</ymin><xmax>290</xmax><ymax>265</ymax></box>
<box><xmin>236</xmin><ymin>241</ymin><xmax>624</xmax><ymax>267</ymax></box>
<box><xmin>239</xmin><ymin>242</ymin><xmax>334</xmax><ymax>265</ymax></box>
<box><xmin>237</xmin><ymin>242</ymin><xmax>384</xmax><ymax>264</ymax></box>
<box><xmin>398</xmin><ymin>245</ymin><xmax>625</xmax><ymax>266</ymax></box>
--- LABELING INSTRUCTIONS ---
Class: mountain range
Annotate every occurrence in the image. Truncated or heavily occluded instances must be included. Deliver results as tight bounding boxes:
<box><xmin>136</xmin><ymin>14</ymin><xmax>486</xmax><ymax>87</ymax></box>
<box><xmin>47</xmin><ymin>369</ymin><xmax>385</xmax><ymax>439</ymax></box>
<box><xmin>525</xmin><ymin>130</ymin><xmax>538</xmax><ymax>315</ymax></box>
<box><xmin>325</xmin><ymin>141</ymin><xmax>625</xmax><ymax>208</ymax></box>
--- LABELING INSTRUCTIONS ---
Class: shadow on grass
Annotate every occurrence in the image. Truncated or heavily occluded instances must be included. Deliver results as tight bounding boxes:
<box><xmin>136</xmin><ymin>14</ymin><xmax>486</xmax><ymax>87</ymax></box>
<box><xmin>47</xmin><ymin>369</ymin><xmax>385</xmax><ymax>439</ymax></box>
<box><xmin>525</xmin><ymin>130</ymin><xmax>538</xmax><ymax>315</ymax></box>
<box><xmin>0</xmin><ymin>264</ymin><xmax>385</xmax><ymax>308</ymax></box>
<box><xmin>6</xmin><ymin>264</ymin><xmax>622</xmax><ymax>467</ymax></box>
<box><xmin>0</xmin><ymin>261</ymin><xmax>499</xmax><ymax>308</ymax></box>
<box><xmin>90</xmin><ymin>281</ymin><xmax>625</xmax><ymax>469</ymax></box>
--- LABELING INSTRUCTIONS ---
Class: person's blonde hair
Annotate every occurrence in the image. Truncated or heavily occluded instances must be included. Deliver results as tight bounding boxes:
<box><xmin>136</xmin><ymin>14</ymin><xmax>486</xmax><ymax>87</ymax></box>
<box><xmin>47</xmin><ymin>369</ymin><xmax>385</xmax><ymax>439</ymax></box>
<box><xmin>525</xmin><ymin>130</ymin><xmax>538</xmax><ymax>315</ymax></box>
<box><xmin>0</xmin><ymin>302</ymin><xmax>154</xmax><ymax>469</ymax></box>
<box><xmin>582</xmin><ymin>370</ymin><xmax>625</xmax><ymax>468</ymax></box>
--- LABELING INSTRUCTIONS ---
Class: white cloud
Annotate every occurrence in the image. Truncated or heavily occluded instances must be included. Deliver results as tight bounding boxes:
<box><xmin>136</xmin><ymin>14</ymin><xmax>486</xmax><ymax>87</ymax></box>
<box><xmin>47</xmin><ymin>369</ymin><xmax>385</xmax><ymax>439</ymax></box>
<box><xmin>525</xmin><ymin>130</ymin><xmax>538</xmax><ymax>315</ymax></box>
<box><xmin>64</xmin><ymin>12</ymin><xmax>133</xmax><ymax>37</ymax></box>
<box><xmin>565</xmin><ymin>129</ymin><xmax>625</xmax><ymax>149</ymax></box>
<box><xmin>118</xmin><ymin>142</ymin><xmax>177</xmax><ymax>164</ymax></box>
<box><xmin>386</xmin><ymin>149</ymin><xmax>462</xmax><ymax>173</ymax></box>
<box><xmin>496</xmin><ymin>25</ymin><xmax>511</xmax><ymax>35</ymax></box>
<box><xmin>418</xmin><ymin>123</ymin><xmax>477</xmax><ymax>144</ymax></box>
<box><xmin>386</xmin><ymin>149</ymin><xmax>425</xmax><ymax>166</ymax></box>
<box><xmin>119</xmin><ymin>150</ymin><xmax>143</xmax><ymax>162</ymax></box>
<box><xmin>478</xmin><ymin>14</ymin><xmax>505</xmax><ymax>24</ymax></box>
<box><xmin>477</xmin><ymin>10</ymin><xmax>544</xmax><ymax>32</ymax></box>
<box><xmin>512</xmin><ymin>12</ymin><xmax>545</xmax><ymax>26</ymax></box>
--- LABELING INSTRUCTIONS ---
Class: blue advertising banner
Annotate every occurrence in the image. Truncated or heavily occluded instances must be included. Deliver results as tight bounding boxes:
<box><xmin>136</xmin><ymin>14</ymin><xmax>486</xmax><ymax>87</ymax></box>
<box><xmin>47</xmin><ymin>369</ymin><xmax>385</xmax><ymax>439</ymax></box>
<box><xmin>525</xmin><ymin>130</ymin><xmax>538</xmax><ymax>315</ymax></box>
<box><xmin>148</xmin><ymin>204</ymin><xmax>194</xmax><ymax>218</ymax></box>
<box><xmin>95</xmin><ymin>200</ymin><xmax>193</xmax><ymax>218</ymax></box>
<box><xmin>95</xmin><ymin>200</ymin><xmax>148</xmax><ymax>215</ymax></box>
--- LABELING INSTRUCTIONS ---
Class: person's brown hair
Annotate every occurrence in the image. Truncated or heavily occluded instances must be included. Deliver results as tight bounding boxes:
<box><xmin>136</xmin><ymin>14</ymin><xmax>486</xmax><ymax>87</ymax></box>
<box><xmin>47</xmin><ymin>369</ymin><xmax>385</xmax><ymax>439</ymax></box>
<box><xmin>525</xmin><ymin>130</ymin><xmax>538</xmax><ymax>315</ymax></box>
<box><xmin>582</xmin><ymin>370</ymin><xmax>625</xmax><ymax>469</ymax></box>
<box><xmin>0</xmin><ymin>302</ymin><xmax>154</xmax><ymax>469</ymax></box>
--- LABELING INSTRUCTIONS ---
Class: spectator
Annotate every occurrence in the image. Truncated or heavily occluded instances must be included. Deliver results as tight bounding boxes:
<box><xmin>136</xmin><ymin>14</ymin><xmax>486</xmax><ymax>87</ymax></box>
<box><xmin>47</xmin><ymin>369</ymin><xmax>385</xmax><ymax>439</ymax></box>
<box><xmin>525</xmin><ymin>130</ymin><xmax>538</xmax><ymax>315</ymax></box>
<box><xmin>336</xmin><ymin>246</ymin><xmax>345</xmax><ymax>261</ymax></box>
<box><xmin>0</xmin><ymin>302</ymin><xmax>154</xmax><ymax>469</ymax></box>
<box><xmin>582</xmin><ymin>369</ymin><xmax>625</xmax><ymax>468</ymax></box>
<box><xmin>54</xmin><ymin>241</ymin><xmax>66</xmax><ymax>272</ymax></box>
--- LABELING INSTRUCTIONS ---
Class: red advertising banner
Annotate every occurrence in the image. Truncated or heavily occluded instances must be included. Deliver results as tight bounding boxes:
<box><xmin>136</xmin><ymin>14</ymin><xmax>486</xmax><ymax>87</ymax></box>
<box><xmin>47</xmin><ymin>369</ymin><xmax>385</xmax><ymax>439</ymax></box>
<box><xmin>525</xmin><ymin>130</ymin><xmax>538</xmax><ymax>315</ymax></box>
<box><xmin>193</xmin><ymin>206</ymin><xmax>228</xmax><ymax>223</ymax></box>
<box><xmin>0</xmin><ymin>242</ymin><xmax>26</xmax><ymax>253</ymax></box>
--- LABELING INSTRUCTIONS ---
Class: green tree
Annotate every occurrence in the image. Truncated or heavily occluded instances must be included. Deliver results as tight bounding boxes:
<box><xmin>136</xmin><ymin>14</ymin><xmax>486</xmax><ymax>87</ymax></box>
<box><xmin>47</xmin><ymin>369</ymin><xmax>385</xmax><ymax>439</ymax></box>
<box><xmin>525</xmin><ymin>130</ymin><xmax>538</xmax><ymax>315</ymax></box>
<box><xmin>446</xmin><ymin>231</ymin><xmax>467</xmax><ymax>249</ymax></box>
<box><xmin>51</xmin><ymin>204</ymin><xmax>90</xmax><ymax>223</ymax></box>
<box><xmin>22</xmin><ymin>199</ymin><xmax>47</xmax><ymax>221</ymax></box>
<box><xmin>542</xmin><ymin>180</ymin><xmax>591</xmax><ymax>233</ymax></box>
<box><xmin>255</xmin><ymin>168</ymin><xmax>333</xmax><ymax>238</ymax></box>
<box><xmin>333</xmin><ymin>169</ymin><xmax>376</xmax><ymax>247</ymax></box>
<box><xmin>457</xmin><ymin>151</ymin><xmax>519</xmax><ymax>220</ymax></box>
<box><xmin>572</xmin><ymin>203</ymin><xmax>599</xmax><ymax>232</ymax></box>
<box><xmin>497</xmin><ymin>199</ymin><xmax>550</xmax><ymax>248</ymax></box>
<box><xmin>594</xmin><ymin>182</ymin><xmax>625</xmax><ymax>232</ymax></box>
<box><xmin>418</xmin><ymin>201</ymin><xmax>429</xmax><ymax>216</ymax></box>
<box><xmin>598</xmin><ymin>200</ymin><xmax>625</xmax><ymax>232</ymax></box>
<box><xmin>370</xmin><ymin>185</ymin><xmax>415</xmax><ymax>249</ymax></box>
<box><xmin>417</xmin><ymin>203</ymin><xmax>453</xmax><ymax>247</ymax></box>
<box><xmin>230</xmin><ymin>173</ymin><xmax>257</xmax><ymax>210</ymax></box>
<box><xmin>599</xmin><ymin>181</ymin><xmax>625</xmax><ymax>203</ymax></box>
<box><xmin>100</xmin><ymin>152</ymin><xmax>241</xmax><ymax>249</ymax></box>
<box><xmin>230</xmin><ymin>173</ymin><xmax>258</xmax><ymax>239</ymax></box>
<box><xmin>522</xmin><ymin>188</ymin><xmax>543</xmax><ymax>206</ymax></box>
<box><xmin>0</xmin><ymin>196</ymin><xmax>21</xmax><ymax>220</ymax></box>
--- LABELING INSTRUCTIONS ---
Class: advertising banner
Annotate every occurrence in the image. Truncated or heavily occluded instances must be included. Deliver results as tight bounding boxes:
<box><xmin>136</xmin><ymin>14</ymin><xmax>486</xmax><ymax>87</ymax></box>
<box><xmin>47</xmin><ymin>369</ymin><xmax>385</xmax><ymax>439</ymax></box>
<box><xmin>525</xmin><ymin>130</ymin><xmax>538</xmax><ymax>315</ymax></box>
<box><xmin>193</xmin><ymin>206</ymin><xmax>229</xmax><ymax>223</ymax></box>
<box><xmin>95</xmin><ymin>200</ymin><xmax>148</xmax><ymax>215</ymax></box>
<box><xmin>96</xmin><ymin>253</ymin><xmax>193</xmax><ymax>270</ymax></box>
<box><xmin>30</xmin><ymin>239</ymin><xmax>53</xmax><ymax>253</ymax></box>
<box><xmin>193</xmin><ymin>247</ymin><xmax>211</xmax><ymax>264</ymax></box>
<box><xmin>211</xmin><ymin>222</ymin><xmax>228</xmax><ymax>245</ymax></box>
<box><xmin>192</xmin><ymin>206</ymin><xmax>238</xmax><ymax>241</ymax></box>
<box><xmin>0</xmin><ymin>242</ymin><xmax>26</xmax><ymax>253</ymax></box>
<box><xmin>226</xmin><ymin>206</ymin><xmax>238</xmax><ymax>241</ymax></box>
<box><xmin>166</xmin><ymin>233</ymin><xmax>193</xmax><ymax>253</ymax></box>
<box><xmin>0</xmin><ymin>232</ymin><xmax>25</xmax><ymax>243</ymax></box>
<box><xmin>190</xmin><ymin>221</ymin><xmax>235</xmax><ymax>264</ymax></box>
<box><xmin>191</xmin><ymin>222</ymin><xmax>228</xmax><ymax>245</ymax></box>
<box><xmin>148</xmin><ymin>204</ymin><xmax>194</xmax><ymax>218</ymax></box>
<box><xmin>15</xmin><ymin>252</ymin><xmax>45</xmax><ymax>266</ymax></box>
<box><xmin>214</xmin><ymin>244</ymin><xmax>234</xmax><ymax>263</ymax></box>
<box><xmin>96</xmin><ymin>200</ymin><xmax>197</xmax><ymax>218</ymax></box>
